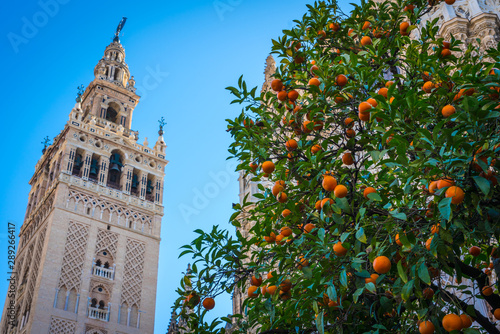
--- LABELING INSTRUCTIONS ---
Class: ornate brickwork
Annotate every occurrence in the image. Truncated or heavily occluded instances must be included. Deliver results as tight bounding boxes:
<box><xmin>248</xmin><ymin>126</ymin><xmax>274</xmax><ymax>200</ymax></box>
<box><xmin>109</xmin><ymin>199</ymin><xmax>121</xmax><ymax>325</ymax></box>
<box><xmin>20</xmin><ymin>193</ymin><xmax>54</xmax><ymax>249</ymax></box>
<box><xmin>95</xmin><ymin>228</ymin><xmax>119</xmax><ymax>259</ymax></box>
<box><xmin>85</xmin><ymin>325</ymin><xmax>108</xmax><ymax>334</ymax></box>
<box><xmin>48</xmin><ymin>316</ymin><xmax>76</xmax><ymax>334</ymax></box>
<box><xmin>57</xmin><ymin>222</ymin><xmax>90</xmax><ymax>292</ymax></box>
<box><xmin>120</xmin><ymin>239</ymin><xmax>146</xmax><ymax>308</ymax></box>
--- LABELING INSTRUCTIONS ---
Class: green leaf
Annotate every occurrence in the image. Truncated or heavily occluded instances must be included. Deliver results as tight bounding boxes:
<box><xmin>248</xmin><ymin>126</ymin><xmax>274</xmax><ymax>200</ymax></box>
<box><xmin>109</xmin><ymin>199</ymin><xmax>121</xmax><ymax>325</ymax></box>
<box><xmin>365</xmin><ymin>282</ymin><xmax>376</xmax><ymax>292</ymax></box>
<box><xmin>401</xmin><ymin>279</ymin><xmax>414</xmax><ymax>301</ymax></box>
<box><xmin>340</xmin><ymin>270</ymin><xmax>348</xmax><ymax>288</ymax></box>
<box><xmin>418</xmin><ymin>263</ymin><xmax>431</xmax><ymax>285</ymax></box>
<box><xmin>438</xmin><ymin>197</ymin><xmax>452</xmax><ymax>221</ymax></box>
<box><xmin>473</xmin><ymin>176</ymin><xmax>490</xmax><ymax>196</ymax></box>
<box><xmin>390</xmin><ymin>211</ymin><xmax>407</xmax><ymax>221</ymax></box>
<box><xmin>367</xmin><ymin>192</ymin><xmax>382</xmax><ymax>202</ymax></box>
<box><xmin>327</xmin><ymin>286</ymin><xmax>337</xmax><ymax>301</ymax></box>
<box><xmin>315</xmin><ymin>311</ymin><xmax>324</xmax><ymax>334</ymax></box>
<box><xmin>353</xmin><ymin>288</ymin><xmax>364</xmax><ymax>303</ymax></box>
<box><xmin>302</xmin><ymin>266</ymin><xmax>313</xmax><ymax>279</ymax></box>
<box><xmin>356</xmin><ymin>227</ymin><xmax>367</xmax><ymax>243</ymax></box>
<box><xmin>397</xmin><ymin>260</ymin><xmax>408</xmax><ymax>283</ymax></box>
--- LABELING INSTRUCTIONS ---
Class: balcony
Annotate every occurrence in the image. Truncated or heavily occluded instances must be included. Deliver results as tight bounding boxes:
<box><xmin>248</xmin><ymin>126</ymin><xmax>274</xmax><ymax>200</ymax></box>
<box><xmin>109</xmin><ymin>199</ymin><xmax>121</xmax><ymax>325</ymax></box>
<box><xmin>92</xmin><ymin>265</ymin><xmax>114</xmax><ymax>280</ymax></box>
<box><xmin>88</xmin><ymin>306</ymin><xmax>109</xmax><ymax>321</ymax></box>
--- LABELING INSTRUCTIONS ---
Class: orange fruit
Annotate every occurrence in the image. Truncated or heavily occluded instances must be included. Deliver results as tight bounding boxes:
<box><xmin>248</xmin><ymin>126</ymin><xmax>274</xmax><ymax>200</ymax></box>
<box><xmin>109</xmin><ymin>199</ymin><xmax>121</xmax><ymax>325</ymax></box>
<box><xmin>266</xmin><ymin>285</ymin><xmax>278</xmax><ymax>295</ymax></box>
<box><xmin>276</xmin><ymin>192</ymin><xmax>288</xmax><ymax>203</ymax></box>
<box><xmin>304</xmin><ymin>223</ymin><xmax>316</xmax><ymax>233</ymax></box>
<box><xmin>419</xmin><ymin>321</ymin><xmax>435</xmax><ymax>334</ymax></box>
<box><xmin>445</xmin><ymin>186</ymin><xmax>465</xmax><ymax>204</ymax></box>
<box><xmin>333</xmin><ymin>242</ymin><xmax>348</xmax><ymax>256</ymax></box>
<box><xmin>334</xmin><ymin>185</ymin><xmax>348</xmax><ymax>198</ymax></box>
<box><xmin>442</xmin><ymin>314</ymin><xmax>463</xmax><ymax>332</ymax></box>
<box><xmin>251</xmin><ymin>275</ymin><xmax>263</xmax><ymax>286</ymax></box>
<box><xmin>322</xmin><ymin>175</ymin><xmax>338</xmax><ymax>191</ymax></box>
<box><xmin>202</xmin><ymin>297</ymin><xmax>215</xmax><ymax>310</ymax></box>
<box><xmin>359</xmin><ymin>111</ymin><xmax>370</xmax><ymax>121</ymax></box>
<box><xmin>288</xmin><ymin>90</ymin><xmax>299</xmax><ymax>101</ymax></box>
<box><xmin>297</xmin><ymin>256</ymin><xmax>309</xmax><ymax>269</ymax></box>
<box><xmin>267</xmin><ymin>271</ymin><xmax>274</xmax><ymax>279</ymax></box>
<box><xmin>395</xmin><ymin>234</ymin><xmax>403</xmax><ymax>246</ymax></box>
<box><xmin>426</xmin><ymin>238</ymin><xmax>433</xmax><ymax>251</ymax></box>
<box><xmin>262</xmin><ymin>161</ymin><xmax>275</xmax><ymax>174</ymax></box>
<box><xmin>428</xmin><ymin>181</ymin><xmax>438</xmax><ymax>194</ymax></box>
<box><xmin>280</xmin><ymin>279</ymin><xmax>292</xmax><ymax>292</ymax></box>
<box><xmin>277</xmin><ymin>90</ymin><xmax>288</xmax><ymax>101</ymax></box>
<box><xmin>437</xmin><ymin>178</ymin><xmax>455</xmax><ymax>189</ymax></box>
<box><xmin>441</xmin><ymin>105</ymin><xmax>456</xmax><ymax>117</ymax></box>
<box><xmin>248</xmin><ymin>285</ymin><xmax>259</xmax><ymax>298</ymax></box>
<box><xmin>362</xmin><ymin>21</ymin><xmax>371</xmax><ymax>30</ymax></box>
<box><xmin>317</xmin><ymin>30</ymin><xmax>326</xmax><ymax>39</ymax></box>
<box><xmin>342</xmin><ymin>152</ymin><xmax>354</xmax><ymax>165</ymax></box>
<box><xmin>330</xmin><ymin>22</ymin><xmax>340</xmax><ymax>31</ymax></box>
<box><xmin>494</xmin><ymin>309</ymin><xmax>500</xmax><ymax>320</ymax></box>
<box><xmin>320</xmin><ymin>198</ymin><xmax>333</xmax><ymax>209</ymax></box>
<box><xmin>441</xmin><ymin>48</ymin><xmax>452</xmax><ymax>57</ymax></box>
<box><xmin>264</xmin><ymin>232</ymin><xmax>276</xmax><ymax>243</ymax></box>
<box><xmin>336</xmin><ymin>74</ymin><xmax>348</xmax><ymax>86</ymax></box>
<box><xmin>423</xmin><ymin>287</ymin><xmax>434</xmax><ymax>299</ymax></box>
<box><xmin>378</xmin><ymin>87</ymin><xmax>388</xmax><ymax>98</ymax></box>
<box><xmin>367</xmin><ymin>98</ymin><xmax>378</xmax><ymax>107</ymax></box>
<box><xmin>359</xmin><ymin>101</ymin><xmax>372</xmax><ymax>113</ymax></box>
<box><xmin>309</xmin><ymin>78</ymin><xmax>321</xmax><ymax>87</ymax></box>
<box><xmin>281</xmin><ymin>209</ymin><xmax>291</xmax><ymax>218</ymax></box>
<box><xmin>310</xmin><ymin>65</ymin><xmax>319</xmax><ymax>74</ymax></box>
<box><xmin>469</xmin><ymin>246</ymin><xmax>481</xmax><ymax>257</ymax></box>
<box><xmin>311</xmin><ymin>144</ymin><xmax>322</xmax><ymax>154</ymax></box>
<box><xmin>346</xmin><ymin>129</ymin><xmax>356</xmax><ymax>138</ymax></box>
<box><xmin>271</xmin><ymin>79</ymin><xmax>283</xmax><ymax>92</ymax></box>
<box><xmin>250</xmin><ymin>162</ymin><xmax>258</xmax><ymax>172</ymax></box>
<box><xmin>430</xmin><ymin>224</ymin><xmax>439</xmax><ymax>234</ymax></box>
<box><xmin>361</xmin><ymin>36</ymin><xmax>372</xmax><ymax>46</ymax></box>
<box><xmin>400</xmin><ymin>22</ymin><xmax>410</xmax><ymax>35</ymax></box>
<box><xmin>385</xmin><ymin>81</ymin><xmax>394</xmax><ymax>88</ymax></box>
<box><xmin>363</xmin><ymin>187</ymin><xmax>377</xmax><ymax>199</ymax></box>
<box><xmin>423</xmin><ymin>81</ymin><xmax>434</xmax><ymax>93</ymax></box>
<box><xmin>404</xmin><ymin>4</ymin><xmax>415</xmax><ymax>11</ymax></box>
<box><xmin>285</xmin><ymin>139</ymin><xmax>298</xmax><ymax>151</ymax></box>
<box><xmin>365</xmin><ymin>273</ymin><xmax>379</xmax><ymax>285</ymax></box>
<box><xmin>272</xmin><ymin>184</ymin><xmax>284</xmax><ymax>197</ymax></box>
<box><xmin>344</xmin><ymin>117</ymin><xmax>354</xmax><ymax>127</ymax></box>
<box><xmin>373</xmin><ymin>256</ymin><xmax>391</xmax><ymax>274</ymax></box>
<box><xmin>482</xmin><ymin>286</ymin><xmax>493</xmax><ymax>296</ymax></box>
<box><xmin>281</xmin><ymin>226</ymin><xmax>292</xmax><ymax>237</ymax></box>
<box><xmin>460</xmin><ymin>314</ymin><xmax>472</xmax><ymax>328</ymax></box>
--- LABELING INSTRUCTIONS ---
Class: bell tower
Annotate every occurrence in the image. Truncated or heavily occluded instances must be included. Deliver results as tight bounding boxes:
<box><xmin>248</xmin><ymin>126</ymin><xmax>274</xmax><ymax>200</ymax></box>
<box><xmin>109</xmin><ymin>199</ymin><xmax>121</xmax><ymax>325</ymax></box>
<box><xmin>0</xmin><ymin>19</ymin><xmax>167</xmax><ymax>334</ymax></box>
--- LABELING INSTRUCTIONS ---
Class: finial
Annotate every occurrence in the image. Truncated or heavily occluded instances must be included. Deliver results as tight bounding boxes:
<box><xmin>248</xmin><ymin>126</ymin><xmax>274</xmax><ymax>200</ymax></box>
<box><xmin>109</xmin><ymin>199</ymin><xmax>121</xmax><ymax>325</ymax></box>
<box><xmin>41</xmin><ymin>136</ymin><xmax>51</xmax><ymax>154</ymax></box>
<box><xmin>186</xmin><ymin>263</ymin><xmax>191</xmax><ymax>274</ymax></box>
<box><xmin>114</xmin><ymin>17</ymin><xmax>127</xmax><ymax>42</ymax></box>
<box><xmin>76</xmin><ymin>84</ymin><xmax>85</xmax><ymax>102</ymax></box>
<box><xmin>158</xmin><ymin>117</ymin><xmax>166</xmax><ymax>136</ymax></box>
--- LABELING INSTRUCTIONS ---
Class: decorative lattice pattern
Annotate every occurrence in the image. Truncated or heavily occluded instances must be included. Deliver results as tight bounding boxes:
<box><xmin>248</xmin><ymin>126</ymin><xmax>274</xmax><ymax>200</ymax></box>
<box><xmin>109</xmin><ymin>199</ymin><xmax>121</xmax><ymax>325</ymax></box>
<box><xmin>48</xmin><ymin>316</ymin><xmax>76</xmax><ymax>334</ymax></box>
<box><xmin>58</xmin><ymin>222</ymin><xmax>89</xmax><ymax>291</ymax></box>
<box><xmin>120</xmin><ymin>239</ymin><xmax>146</xmax><ymax>307</ymax></box>
<box><xmin>84</xmin><ymin>324</ymin><xmax>108</xmax><ymax>334</ymax></box>
<box><xmin>23</xmin><ymin>225</ymin><xmax>47</xmax><ymax>316</ymax></box>
<box><xmin>95</xmin><ymin>229</ymin><xmax>118</xmax><ymax>259</ymax></box>
<box><xmin>20</xmin><ymin>193</ymin><xmax>54</xmax><ymax>249</ymax></box>
<box><xmin>67</xmin><ymin>189</ymin><xmax>152</xmax><ymax>233</ymax></box>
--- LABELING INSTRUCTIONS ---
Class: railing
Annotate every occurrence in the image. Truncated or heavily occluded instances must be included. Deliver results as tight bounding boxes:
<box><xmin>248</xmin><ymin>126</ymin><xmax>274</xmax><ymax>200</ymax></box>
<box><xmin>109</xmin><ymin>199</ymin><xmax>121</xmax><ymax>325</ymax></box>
<box><xmin>93</xmin><ymin>265</ymin><xmax>114</xmax><ymax>280</ymax></box>
<box><xmin>88</xmin><ymin>306</ymin><xmax>109</xmax><ymax>321</ymax></box>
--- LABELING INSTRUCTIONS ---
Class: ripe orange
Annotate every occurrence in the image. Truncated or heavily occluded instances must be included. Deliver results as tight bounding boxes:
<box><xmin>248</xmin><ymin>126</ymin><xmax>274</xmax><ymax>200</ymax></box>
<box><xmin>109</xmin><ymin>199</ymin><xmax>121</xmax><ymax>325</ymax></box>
<box><xmin>281</xmin><ymin>226</ymin><xmax>292</xmax><ymax>237</ymax></box>
<box><xmin>442</xmin><ymin>314</ymin><xmax>463</xmax><ymax>332</ymax></box>
<box><xmin>430</xmin><ymin>224</ymin><xmax>439</xmax><ymax>234</ymax></box>
<box><xmin>404</xmin><ymin>4</ymin><xmax>415</xmax><ymax>11</ymax></box>
<box><xmin>445</xmin><ymin>186</ymin><xmax>465</xmax><ymax>204</ymax></box>
<box><xmin>271</xmin><ymin>79</ymin><xmax>283</xmax><ymax>92</ymax></box>
<box><xmin>362</xmin><ymin>21</ymin><xmax>371</xmax><ymax>30</ymax></box>
<box><xmin>359</xmin><ymin>101</ymin><xmax>373</xmax><ymax>113</ymax></box>
<box><xmin>346</xmin><ymin>129</ymin><xmax>356</xmax><ymax>138</ymax></box>
<box><xmin>441</xmin><ymin>105</ymin><xmax>456</xmax><ymax>117</ymax></box>
<box><xmin>281</xmin><ymin>209</ymin><xmax>291</xmax><ymax>218</ymax></box>
<box><xmin>262</xmin><ymin>161</ymin><xmax>275</xmax><ymax>174</ymax></box>
<box><xmin>482</xmin><ymin>286</ymin><xmax>493</xmax><ymax>296</ymax></box>
<box><xmin>423</xmin><ymin>81</ymin><xmax>434</xmax><ymax>93</ymax></box>
<box><xmin>280</xmin><ymin>279</ymin><xmax>292</xmax><ymax>292</ymax></box>
<box><xmin>419</xmin><ymin>321</ymin><xmax>435</xmax><ymax>334</ymax></box>
<box><xmin>363</xmin><ymin>187</ymin><xmax>377</xmax><ymax>199</ymax></box>
<box><xmin>460</xmin><ymin>314</ymin><xmax>472</xmax><ymax>328</ymax></box>
<box><xmin>336</xmin><ymin>74</ymin><xmax>348</xmax><ymax>86</ymax></box>
<box><xmin>202</xmin><ymin>297</ymin><xmax>215</xmax><ymax>310</ymax></box>
<box><xmin>248</xmin><ymin>285</ymin><xmax>259</xmax><ymax>298</ymax></box>
<box><xmin>367</xmin><ymin>98</ymin><xmax>378</xmax><ymax>107</ymax></box>
<box><xmin>288</xmin><ymin>90</ymin><xmax>299</xmax><ymax>101</ymax></box>
<box><xmin>311</xmin><ymin>144</ymin><xmax>322</xmax><ymax>154</ymax></box>
<box><xmin>302</xmin><ymin>120</ymin><xmax>313</xmax><ymax>134</ymax></box>
<box><xmin>428</xmin><ymin>181</ymin><xmax>438</xmax><ymax>194</ymax></box>
<box><xmin>359</xmin><ymin>111</ymin><xmax>370</xmax><ymax>121</ymax></box>
<box><xmin>297</xmin><ymin>256</ymin><xmax>309</xmax><ymax>269</ymax></box>
<box><xmin>334</xmin><ymin>185</ymin><xmax>348</xmax><ymax>198</ymax></box>
<box><xmin>469</xmin><ymin>246</ymin><xmax>481</xmax><ymax>257</ymax></box>
<box><xmin>317</xmin><ymin>30</ymin><xmax>326</xmax><ymax>39</ymax></box>
<box><xmin>385</xmin><ymin>81</ymin><xmax>394</xmax><ymax>88</ymax></box>
<box><xmin>264</xmin><ymin>232</ymin><xmax>276</xmax><ymax>243</ymax></box>
<box><xmin>437</xmin><ymin>178</ymin><xmax>454</xmax><ymax>189</ymax></box>
<box><xmin>286</xmin><ymin>139</ymin><xmax>298</xmax><ymax>151</ymax></box>
<box><xmin>277</xmin><ymin>90</ymin><xmax>288</xmax><ymax>101</ymax></box>
<box><xmin>251</xmin><ymin>275</ymin><xmax>263</xmax><ymax>286</ymax></box>
<box><xmin>266</xmin><ymin>285</ymin><xmax>278</xmax><ymax>295</ymax></box>
<box><xmin>373</xmin><ymin>256</ymin><xmax>391</xmax><ymax>274</ymax></box>
<box><xmin>342</xmin><ymin>152</ymin><xmax>354</xmax><ymax>165</ymax></box>
<box><xmin>276</xmin><ymin>192</ymin><xmax>288</xmax><ymax>203</ymax></box>
<box><xmin>378</xmin><ymin>87</ymin><xmax>388</xmax><ymax>98</ymax></box>
<box><xmin>423</xmin><ymin>287</ymin><xmax>434</xmax><ymax>299</ymax></box>
<box><xmin>310</xmin><ymin>65</ymin><xmax>319</xmax><ymax>74</ymax></box>
<box><xmin>320</xmin><ymin>198</ymin><xmax>333</xmax><ymax>209</ymax></box>
<box><xmin>361</xmin><ymin>36</ymin><xmax>372</xmax><ymax>46</ymax></box>
<box><xmin>344</xmin><ymin>117</ymin><xmax>354</xmax><ymax>127</ymax></box>
<box><xmin>304</xmin><ymin>223</ymin><xmax>316</xmax><ymax>233</ymax></box>
<box><xmin>309</xmin><ymin>78</ymin><xmax>321</xmax><ymax>87</ymax></box>
<box><xmin>441</xmin><ymin>48</ymin><xmax>452</xmax><ymax>57</ymax></box>
<box><xmin>494</xmin><ymin>309</ymin><xmax>500</xmax><ymax>320</ymax></box>
<box><xmin>250</xmin><ymin>162</ymin><xmax>258</xmax><ymax>172</ymax></box>
<box><xmin>426</xmin><ymin>238</ymin><xmax>433</xmax><ymax>250</ymax></box>
<box><xmin>267</xmin><ymin>271</ymin><xmax>274</xmax><ymax>279</ymax></box>
<box><xmin>395</xmin><ymin>234</ymin><xmax>403</xmax><ymax>246</ymax></box>
<box><xmin>365</xmin><ymin>273</ymin><xmax>379</xmax><ymax>285</ymax></box>
<box><xmin>322</xmin><ymin>175</ymin><xmax>338</xmax><ymax>192</ymax></box>
<box><xmin>333</xmin><ymin>242</ymin><xmax>348</xmax><ymax>256</ymax></box>
<box><xmin>400</xmin><ymin>22</ymin><xmax>410</xmax><ymax>35</ymax></box>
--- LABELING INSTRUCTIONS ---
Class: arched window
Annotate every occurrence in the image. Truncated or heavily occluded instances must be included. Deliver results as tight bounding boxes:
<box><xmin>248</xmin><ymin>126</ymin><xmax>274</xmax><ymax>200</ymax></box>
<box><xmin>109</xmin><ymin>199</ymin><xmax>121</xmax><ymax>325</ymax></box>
<box><xmin>105</xmin><ymin>102</ymin><xmax>120</xmax><ymax>123</ymax></box>
<box><xmin>90</xmin><ymin>298</ymin><xmax>97</xmax><ymax>308</ymax></box>
<box><xmin>107</xmin><ymin>151</ymin><xmax>123</xmax><ymax>190</ymax></box>
<box><xmin>131</xmin><ymin>170</ymin><xmax>140</xmax><ymax>196</ymax></box>
<box><xmin>72</xmin><ymin>149</ymin><xmax>84</xmax><ymax>176</ymax></box>
<box><xmin>89</xmin><ymin>154</ymin><xmax>100</xmax><ymax>181</ymax></box>
<box><xmin>98</xmin><ymin>300</ymin><xmax>105</xmax><ymax>309</ymax></box>
<box><xmin>95</xmin><ymin>259</ymin><xmax>102</xmax><ymax>267</ymax></box>
<box><xmin>103</xmin><ymin>261</ymin><xmax>110</xmax><ymax>269</ymax></box>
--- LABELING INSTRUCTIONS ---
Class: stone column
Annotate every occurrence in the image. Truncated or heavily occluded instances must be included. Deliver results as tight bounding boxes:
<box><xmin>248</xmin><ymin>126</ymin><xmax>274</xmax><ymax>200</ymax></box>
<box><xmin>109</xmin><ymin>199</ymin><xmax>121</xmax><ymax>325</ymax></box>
<box><xmin>98</xmin><ymin>155</ymin><xmax>110</xmax><ymax>186</ymax></box>
<box><xmin>62</xmin><ymin>145</ymin><xmax>76</xmax><ymax>174</ymax></box>
<box><xmin>139</xmin><ymin>171</ymin><xmax>147</xmax><ymax>200</ymax></box>
<box><xmin>120</xmin><ymin>165</ymin><xmax>133</xmax><ymax>194</ymax></box>
<box><xmin>154</xmin><ymin>176</ymin><xmax>163</xmax><ymax>204</ymax></box>
<box><xmin>81</xmin><ymin>151</ymin><xmax>92</xmax><ymax>180</ymax></box>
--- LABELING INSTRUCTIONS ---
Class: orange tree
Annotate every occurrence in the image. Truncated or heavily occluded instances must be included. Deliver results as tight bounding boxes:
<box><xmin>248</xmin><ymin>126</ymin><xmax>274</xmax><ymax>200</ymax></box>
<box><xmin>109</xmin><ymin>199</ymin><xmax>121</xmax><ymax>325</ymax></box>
<box><xmin>174</xmin><ymin>0</ymin><xmax>500</xmax><ymax>333</ymax></box>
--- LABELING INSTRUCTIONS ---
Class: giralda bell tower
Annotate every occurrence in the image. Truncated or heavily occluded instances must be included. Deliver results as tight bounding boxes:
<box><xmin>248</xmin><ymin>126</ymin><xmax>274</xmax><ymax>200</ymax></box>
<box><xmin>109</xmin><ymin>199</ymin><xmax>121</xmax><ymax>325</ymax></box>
<box><xmin>0</xmin><ymin>19</ymin><xmax>167</xmax><ymax>334</ymax></box>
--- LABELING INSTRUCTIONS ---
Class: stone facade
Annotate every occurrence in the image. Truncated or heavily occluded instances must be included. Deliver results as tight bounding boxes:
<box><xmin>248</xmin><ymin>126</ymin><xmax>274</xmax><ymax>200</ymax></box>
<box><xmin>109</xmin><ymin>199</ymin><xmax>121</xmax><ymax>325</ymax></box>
<box><xmin>0</xmin><ymin>31</ymin><xmax>167</xmax><ymax>334</ymax></box>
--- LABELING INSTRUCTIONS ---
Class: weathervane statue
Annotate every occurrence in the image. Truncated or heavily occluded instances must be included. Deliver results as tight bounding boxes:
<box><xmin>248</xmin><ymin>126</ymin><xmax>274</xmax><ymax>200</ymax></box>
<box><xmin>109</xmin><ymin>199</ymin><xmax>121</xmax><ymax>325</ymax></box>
<box><xmin>113</xmin><ymin>17</ymin><xmax>127</xmax><ymax>42</ymax></box>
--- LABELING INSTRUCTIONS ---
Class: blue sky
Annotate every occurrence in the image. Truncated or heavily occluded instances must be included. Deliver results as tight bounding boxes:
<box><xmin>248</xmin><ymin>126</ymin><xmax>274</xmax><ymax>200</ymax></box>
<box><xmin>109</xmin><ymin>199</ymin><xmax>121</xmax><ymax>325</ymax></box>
<box><xmin>0</xmin><ymin>0</ymin><xmax>358</xmax><ymax>332</ymax></box>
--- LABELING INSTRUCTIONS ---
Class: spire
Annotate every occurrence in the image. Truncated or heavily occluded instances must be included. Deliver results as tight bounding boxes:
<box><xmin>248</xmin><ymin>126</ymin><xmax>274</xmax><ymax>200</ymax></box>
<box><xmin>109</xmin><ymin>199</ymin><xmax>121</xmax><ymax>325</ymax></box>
<box><xmin>113</xmin><ymin>17</ymin><xmax>127</xmax><ymax>43</ymax></box>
